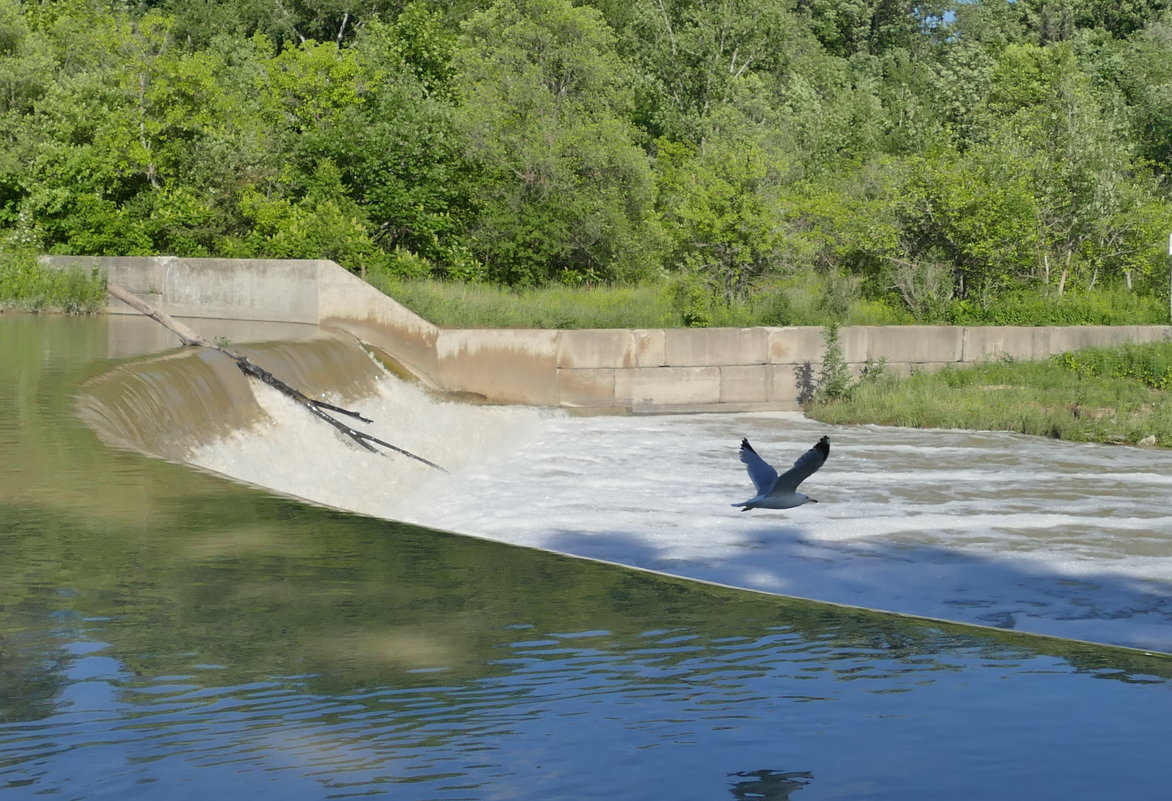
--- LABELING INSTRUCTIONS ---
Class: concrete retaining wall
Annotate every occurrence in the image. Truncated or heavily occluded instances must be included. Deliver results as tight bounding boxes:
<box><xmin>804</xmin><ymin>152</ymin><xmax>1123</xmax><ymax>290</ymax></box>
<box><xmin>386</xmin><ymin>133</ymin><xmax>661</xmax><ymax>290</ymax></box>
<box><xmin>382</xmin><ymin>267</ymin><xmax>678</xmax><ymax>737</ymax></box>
<box><xmin>48</xmin><ymin>255</ymin><xmax>1172</xmax><ymax>412</ymax></box>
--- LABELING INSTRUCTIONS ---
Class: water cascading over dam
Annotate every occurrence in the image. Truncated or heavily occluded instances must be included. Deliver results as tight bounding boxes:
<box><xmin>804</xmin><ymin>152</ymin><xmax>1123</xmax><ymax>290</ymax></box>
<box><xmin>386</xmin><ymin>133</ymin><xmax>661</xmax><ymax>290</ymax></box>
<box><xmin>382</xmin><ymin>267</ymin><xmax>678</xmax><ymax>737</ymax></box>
<box><xmin>76</xmin><ymin>329</ymin><xmax>1172</xmax><ymax>654</ymax></box>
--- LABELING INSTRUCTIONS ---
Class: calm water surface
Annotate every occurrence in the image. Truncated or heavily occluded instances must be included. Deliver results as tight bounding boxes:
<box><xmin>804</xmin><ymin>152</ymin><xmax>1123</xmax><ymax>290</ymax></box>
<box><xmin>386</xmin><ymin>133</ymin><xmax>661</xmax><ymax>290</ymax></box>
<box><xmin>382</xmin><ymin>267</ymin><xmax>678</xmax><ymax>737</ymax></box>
<box><xmin>2</xmin><ymin>315</ymin><xmax>1170</xmax><ymax>801</ymax></box>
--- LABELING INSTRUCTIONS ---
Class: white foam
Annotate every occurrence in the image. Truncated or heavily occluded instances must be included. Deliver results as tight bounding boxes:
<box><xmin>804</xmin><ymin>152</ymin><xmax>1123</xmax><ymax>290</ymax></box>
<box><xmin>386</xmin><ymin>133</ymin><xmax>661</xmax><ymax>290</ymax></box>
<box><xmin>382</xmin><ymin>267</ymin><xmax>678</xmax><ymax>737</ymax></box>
<box><xmin>191</xmin><ymin>376</ymin><xmax>1172</xmax><ymax>652</ymax></box>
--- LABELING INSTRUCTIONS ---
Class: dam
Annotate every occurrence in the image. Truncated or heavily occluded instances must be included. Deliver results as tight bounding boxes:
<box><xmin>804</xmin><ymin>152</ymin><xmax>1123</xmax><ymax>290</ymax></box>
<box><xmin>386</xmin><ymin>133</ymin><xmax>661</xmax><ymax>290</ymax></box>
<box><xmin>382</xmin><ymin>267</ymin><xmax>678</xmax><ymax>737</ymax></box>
<box><xmin>46</xmin><ymin>254</ymin><xmax>1172</xmax><ymax>412</ymax></box>
<box><xmin>3</xmin><ymin>261</ymin><xmax>1171</xmax><ymax>799</ymax></box>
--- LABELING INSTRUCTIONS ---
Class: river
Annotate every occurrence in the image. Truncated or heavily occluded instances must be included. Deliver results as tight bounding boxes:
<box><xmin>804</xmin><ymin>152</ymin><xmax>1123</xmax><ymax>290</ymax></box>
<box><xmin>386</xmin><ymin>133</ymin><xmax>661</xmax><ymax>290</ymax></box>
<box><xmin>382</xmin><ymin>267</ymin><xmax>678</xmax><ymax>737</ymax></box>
<box><xmin>2</xmin><ymin>313</ymin><xmax>1170</xmax><ymax>800</ymax></box>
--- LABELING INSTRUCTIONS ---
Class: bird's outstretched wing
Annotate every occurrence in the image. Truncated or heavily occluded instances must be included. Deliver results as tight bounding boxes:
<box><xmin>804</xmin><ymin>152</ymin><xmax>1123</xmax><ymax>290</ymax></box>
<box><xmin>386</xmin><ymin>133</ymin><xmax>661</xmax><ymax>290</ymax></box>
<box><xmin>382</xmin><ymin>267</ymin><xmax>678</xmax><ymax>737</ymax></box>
<box><xmin>771</xmin><ymin>436</ymin><xmax>830</xmax><ymax>494</ymax></box>
<box><xmin>739</xmin><ymin>438</ymin><xmax>778</xmax><ymax>495</ymax></box>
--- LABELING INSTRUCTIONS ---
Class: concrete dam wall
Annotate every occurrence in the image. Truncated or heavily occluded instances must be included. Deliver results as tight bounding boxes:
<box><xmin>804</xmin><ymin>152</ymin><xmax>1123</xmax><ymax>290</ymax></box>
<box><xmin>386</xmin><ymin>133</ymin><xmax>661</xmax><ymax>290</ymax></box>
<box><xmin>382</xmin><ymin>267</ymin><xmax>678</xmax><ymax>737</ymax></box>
<box><xmin>48</xmin><ymin>255</ymin><xmax>1172</xmax><ymax>412</ymax></box>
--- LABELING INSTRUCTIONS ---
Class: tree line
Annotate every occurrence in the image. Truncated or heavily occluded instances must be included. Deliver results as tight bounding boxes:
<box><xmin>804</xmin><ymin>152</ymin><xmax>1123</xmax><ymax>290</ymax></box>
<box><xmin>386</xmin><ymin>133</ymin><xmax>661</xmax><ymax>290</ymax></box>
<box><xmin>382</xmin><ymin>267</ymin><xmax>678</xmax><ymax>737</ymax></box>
<box><xmin>1</xmin><ymin>0</ymin><xmax>1171</xmax><ymax>323</ymax></box>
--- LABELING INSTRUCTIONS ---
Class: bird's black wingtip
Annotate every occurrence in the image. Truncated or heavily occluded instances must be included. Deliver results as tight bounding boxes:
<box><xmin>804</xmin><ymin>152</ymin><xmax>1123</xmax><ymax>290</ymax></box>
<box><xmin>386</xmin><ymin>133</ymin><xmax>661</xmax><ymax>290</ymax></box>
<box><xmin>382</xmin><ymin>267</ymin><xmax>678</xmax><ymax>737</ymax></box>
<box><xmin>740</xmin><ymin>437</ymin><xmax>755</xmax><ymax>453</ymax></box>
<box><xmin>814</xmin><ymin>435</ymin><xmax>830</xmax><ymax>455</ymax></box>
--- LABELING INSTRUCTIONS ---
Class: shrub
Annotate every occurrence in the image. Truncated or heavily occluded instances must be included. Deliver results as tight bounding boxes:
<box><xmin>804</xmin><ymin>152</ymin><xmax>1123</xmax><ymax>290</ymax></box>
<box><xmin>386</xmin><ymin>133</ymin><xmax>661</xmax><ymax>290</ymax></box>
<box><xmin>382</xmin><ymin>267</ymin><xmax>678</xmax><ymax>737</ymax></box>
<box><xmin>944</xmin><ymin>287</ymin><xmax>1167</xmax><ymax>325</ymax></box>
<box><xmin>0</xmin><ymin>251</ymin><xmax>107</xmax><ymax>313</ymax></box>
<box><xmin>669</xmin><ymin>273</ymin><xmax>715</xmax><ymax>328</ymax></box>
<box><xmin>813</xmin><ymin>323</ymin><xmax>853</xmax><ymax>402</ymax></box>
<box><xmin>1053</xmin><ymin>343</ymin><xmax>1172</xmax><ymax>390</ymax></box>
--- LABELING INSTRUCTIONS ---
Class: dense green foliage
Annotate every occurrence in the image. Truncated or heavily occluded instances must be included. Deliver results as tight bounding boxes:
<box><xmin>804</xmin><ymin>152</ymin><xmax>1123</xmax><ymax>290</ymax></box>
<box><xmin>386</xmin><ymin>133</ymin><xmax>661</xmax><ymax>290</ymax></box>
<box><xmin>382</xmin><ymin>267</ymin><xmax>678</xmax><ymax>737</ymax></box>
<box><xmin>2</xmin><ymin>0</ymin><xmax>1171</xmax><ymax>323</ymax></box>
<box><xmin>807</xmin><ymin>341</ymin><xmax>1172</xmax><ymax>446</ymax></box>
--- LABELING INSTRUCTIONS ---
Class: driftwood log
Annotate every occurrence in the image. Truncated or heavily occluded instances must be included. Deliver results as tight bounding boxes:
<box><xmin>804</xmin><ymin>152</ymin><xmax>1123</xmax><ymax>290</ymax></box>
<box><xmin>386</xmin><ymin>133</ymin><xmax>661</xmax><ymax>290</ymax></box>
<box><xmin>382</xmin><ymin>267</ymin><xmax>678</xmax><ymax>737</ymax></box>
<box><xmin>108</xmin><ymin>282</ymin><xmax>445</xmax><ymax>471</ymax></box>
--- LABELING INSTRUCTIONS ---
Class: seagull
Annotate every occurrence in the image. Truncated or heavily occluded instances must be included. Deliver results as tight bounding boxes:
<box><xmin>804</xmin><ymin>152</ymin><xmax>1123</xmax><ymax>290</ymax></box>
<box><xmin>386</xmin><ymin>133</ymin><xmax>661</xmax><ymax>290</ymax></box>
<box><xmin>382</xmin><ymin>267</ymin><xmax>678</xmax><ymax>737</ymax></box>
<box><xmin>732</xmin><ymin>436</ymin><xmax>830</xmax><ymax>511</ymax></box>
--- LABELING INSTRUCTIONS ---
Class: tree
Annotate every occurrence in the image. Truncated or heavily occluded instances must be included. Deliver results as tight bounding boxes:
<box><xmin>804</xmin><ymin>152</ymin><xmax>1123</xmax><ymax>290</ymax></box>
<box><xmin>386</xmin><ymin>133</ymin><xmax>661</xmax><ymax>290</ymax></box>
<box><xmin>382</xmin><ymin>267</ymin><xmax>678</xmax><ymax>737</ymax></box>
<box><xmin>608</xmin><ymin>0</ymin><xmax>816</xmax><ymax>141</ymax></box>
<box><xmin>162</xmin><ymin>0</ymin><xmax>406</xmax><ymax>48</ymax></box>
<box><xmin>1112</xmin><ymin>12</ymin><xmax>1172</xmax><ymax>174</ymax></box>
<box><xmin>1</xmin><ymin>5</ymin><xmax>276</xmax><ymax>256</ymax></box>
<box><xmin>799</xmin><ymin>0</ymin><xmax>950</xmax><ymax>58</ymax></box>
<box><xmin>1012</xmin><ymin>0</ymin><xmax>1172</xmax><ymax>43</ymax></box>
<box><xmin>657</xmin><ymin>103</ymin><xmax>792</xmax><ymax>305</ymax></box>
<box><xmin>285</xmin><ymin>11</ymin><xmax>480</xmax><ymax>277</ymax></box>
<box><xmin>453</xmin><ymin>0</ymin><xmax>662</xmax><ymax>285</ymax></box>
<box><xmin>220</xmin><ymin>160</ymin><xmax>383</xmax><ymax>272</ymax></box>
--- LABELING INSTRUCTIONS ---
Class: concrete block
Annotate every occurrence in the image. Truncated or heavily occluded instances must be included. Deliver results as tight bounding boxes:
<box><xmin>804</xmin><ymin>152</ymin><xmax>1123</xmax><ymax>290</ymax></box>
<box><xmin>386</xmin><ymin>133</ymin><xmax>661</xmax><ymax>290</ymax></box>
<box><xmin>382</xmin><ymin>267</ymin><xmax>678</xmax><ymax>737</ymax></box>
<box><xmin>558</xmin><ymin>368</ymin><xmax>616</xmax><ymax>407</ymax></box>
<box><xmin>1039</xmin><ymin>324</ymin><xmax>1172</xmax><ymax>356</ymax></box>
<box><xmin>1038</xmin><ymin>325</ymin><xmax>1168</xmax><ymax>357</ymax></box>
<box><xmin>320</xmin><ymin>267</ymin><xmax>441</xmax><ymax>382</ymax></box>
<box><xmin>44</xmin><ymin>255</ymin><xmax>167</xmax><ymax>315</ymax></box>
<box><xmin>330</xmin><ymin>318</ymin><xmax>440</xmax><ymax>385</ymax></box>
<box><xmin>160</xmin><ymin>258</ymin><xmax>321</xmax><ymax>323</ymax></box>
<box><xmin>768</xmin><ymin>327</ymin><xmax>825</xmax><ymax>364</ymax></box>
<box><xmin>877</xmin><ymin>361</ymin><xmax>916</xmax><ymax>378</ymax></box>
<box><xmin>842</xmin><ymin>326</ymin><xmax>963</xmax><ymax>364</ymax></box>
<box><xmin>557</xmin><ymin>330</ymin><xmax>628</xmax><ymax>368</ymax></box>
<box><xmin>556</xmin><ymin>329</ymin><xmax>665</xmax><ymax>369</ymax></box>
<box><xmin>1135</xmin><ymin>326</ymin><xmax>1172</xmax><ymax>344</ymax></box>
<box><xmin>1038</xmin><ymin>326</ymin><xmax>1111</xmax><ymax>356</ymax></box>
<box><xmin>632</xmin><ymin>329</ymin><xmax>667</xmax><ymax>367</ymax></box>
<box><xmin>907</xmin><ymin>362</ymin><xmax>950</xmax><ymax>375</ymax></box>
<box><xmin>719</xmin><ymin>365</ymin><xmax>768</xmax><ymax>404</ymax></box>
<box><xmin>663</xmin><ymin>327</ymin><xmax>769</xmax><ymax>367</ymax></box>
<box><xmin>960</xmin><ymin>326</ymin><xmax>1039</xmax><ymax>363</ymax></box>
<box><xmin>435</xmin><ymin>329</ymin><xmax>559</xmax><ymax>405</ymax></box>
<box><xmin>615</xmin><ymin>367</ymin><xmax>721</xmax><ymax>407</ymax></box>
<box><xmin>767</xmin><ymin>363</ymin><xmax>815</xmax><ymax>407</ymax></box>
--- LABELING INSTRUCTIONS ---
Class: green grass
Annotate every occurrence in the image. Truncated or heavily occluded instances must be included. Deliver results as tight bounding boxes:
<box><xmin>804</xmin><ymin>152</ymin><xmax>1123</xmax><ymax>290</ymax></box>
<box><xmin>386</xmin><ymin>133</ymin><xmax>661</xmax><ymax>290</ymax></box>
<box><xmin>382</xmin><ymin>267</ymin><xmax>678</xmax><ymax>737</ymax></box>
<box><xmin>369</xmin><ymin>274</ymin><xmax>681</xmax><ymax>329</ymax></box>
<box><xmin>0</xmin><ymin>251</ymin><xmax>107</xmax><ymax>313</ymax></box>
<box><xmin>367</xmin><ymin>271</ymin><xmax>913</xmax><ymax>329</ymax></box>
<box><xmin>943</xmin><ymin>287</ymin><xmax>1169</xmax><ymax>325</ymax></box>
<box><xmin>806</xmin><ymin>342</ymin><xmax>1172</xmax><ymax>447</ymax></box>
<box><xmin>371</xmin><ymin>268</ymin><xmax>1170</xmax><ymax>330</ymax></box>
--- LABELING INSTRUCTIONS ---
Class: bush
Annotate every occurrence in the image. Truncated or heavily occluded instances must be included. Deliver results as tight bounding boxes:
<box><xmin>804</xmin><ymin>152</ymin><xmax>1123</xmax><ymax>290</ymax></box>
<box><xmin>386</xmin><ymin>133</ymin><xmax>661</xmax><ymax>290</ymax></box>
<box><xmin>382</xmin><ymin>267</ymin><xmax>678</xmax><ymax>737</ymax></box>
<box><xmin>0</xmin><ymin>251</ymin><xmax>107</xmax><ymax>313</ymax></box>
<box><xmin>669</xmin><ymin>273</ymin><xmax>715</xmax><ymax>327</ymax></box>
<box><xmin>813</xmin><ymin>323</ymin><xmax>852</xmax><ymax>402</ymax></box>
<box><xmin>944</xmin><ymin>288</ymin><xmax>1167</xmax><ymax>325</ymax></box>
<box><xmin>1053</xmin><ymin>343</ymin><xmax>1172</xmax><ymax>390</ymax></box>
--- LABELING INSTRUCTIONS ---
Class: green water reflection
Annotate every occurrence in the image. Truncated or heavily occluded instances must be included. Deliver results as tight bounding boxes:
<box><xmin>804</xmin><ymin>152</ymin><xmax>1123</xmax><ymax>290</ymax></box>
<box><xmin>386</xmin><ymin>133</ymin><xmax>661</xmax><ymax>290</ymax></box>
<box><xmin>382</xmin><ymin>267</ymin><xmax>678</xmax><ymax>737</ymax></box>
<box><xmin>2</xmin><ymin>314</ymin><xmax>1170</xmax><ymax>801</ymax></box>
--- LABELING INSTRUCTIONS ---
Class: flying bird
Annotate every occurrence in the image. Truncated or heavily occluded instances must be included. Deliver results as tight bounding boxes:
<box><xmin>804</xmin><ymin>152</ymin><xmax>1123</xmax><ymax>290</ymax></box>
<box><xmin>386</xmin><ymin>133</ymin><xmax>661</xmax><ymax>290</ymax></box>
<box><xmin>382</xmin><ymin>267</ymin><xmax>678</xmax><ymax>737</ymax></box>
<box><xmin>732</xmin><ymin>436</ymin><xmax>830</xmax><ymax>511</ymax></box>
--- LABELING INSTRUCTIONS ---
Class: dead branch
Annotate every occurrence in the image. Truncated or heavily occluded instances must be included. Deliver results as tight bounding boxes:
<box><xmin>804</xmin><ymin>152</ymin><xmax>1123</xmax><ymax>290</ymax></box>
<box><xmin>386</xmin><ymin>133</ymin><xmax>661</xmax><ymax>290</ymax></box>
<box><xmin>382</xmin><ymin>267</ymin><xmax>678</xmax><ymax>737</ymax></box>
<box><xmin>108</xmin><ymin>282</ymin><xmax>445</xmax><ymax>471</ymax></box>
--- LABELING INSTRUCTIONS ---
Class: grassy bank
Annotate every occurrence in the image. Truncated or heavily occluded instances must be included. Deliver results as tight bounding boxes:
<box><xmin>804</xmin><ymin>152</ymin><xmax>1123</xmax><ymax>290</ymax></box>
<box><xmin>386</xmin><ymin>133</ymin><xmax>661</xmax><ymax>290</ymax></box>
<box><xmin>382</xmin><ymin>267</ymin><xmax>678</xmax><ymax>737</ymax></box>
<box><xmin>805</xmin><ymin>342</ymin><xmax>1172</xmax><ymax>447</ymax></box>
<box><xmin>371</xmin><ymin>271</ymin><xmax>1168</xmax><ymax>330</ymax></box>
<box><xmin>368</xmin><ymin>271</ymin><xmax>911</xmax><ymax>329</ymax></box>
<box><xmin>0</xmin><ymin>252</ymin><xmax>106</xmax><ymax>313</ymax></box>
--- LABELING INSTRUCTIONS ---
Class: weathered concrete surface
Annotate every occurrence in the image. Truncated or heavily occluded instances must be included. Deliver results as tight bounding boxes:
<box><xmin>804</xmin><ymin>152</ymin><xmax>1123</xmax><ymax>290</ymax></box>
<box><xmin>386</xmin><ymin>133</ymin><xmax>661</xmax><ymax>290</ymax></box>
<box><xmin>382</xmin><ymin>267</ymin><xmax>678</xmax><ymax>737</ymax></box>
<box><xmin>317</xmin><ymin>262</ymin><xmax>440</xmax><ymax>381</ymax></box>
<box><xmin>664</xmin><ymin>327</ymin><xmax>770</xmax><ymax>366</ymax></box>
<box><xmin>617</xmin><ymin>366</ymin><xmax>722</xmax><ymax>409</ymax></box>
<box><xmin>556</xmin><ymin>329</ymin><xmax>665</xmax><ymax>369</ymax></box>
<box><xmin>841</xmin><ymin>326</ymin><xmax>965</xmax><ymax>365</ymax></box>
<box><xmin>52</xmin><ymin>256</ymin><xmax>1172</xmax><ymax>412</ymax></box>
<box><xmin>436</xmin><ymin>329</ymin><xmax>560</xmax><ymax>405</ymax></box>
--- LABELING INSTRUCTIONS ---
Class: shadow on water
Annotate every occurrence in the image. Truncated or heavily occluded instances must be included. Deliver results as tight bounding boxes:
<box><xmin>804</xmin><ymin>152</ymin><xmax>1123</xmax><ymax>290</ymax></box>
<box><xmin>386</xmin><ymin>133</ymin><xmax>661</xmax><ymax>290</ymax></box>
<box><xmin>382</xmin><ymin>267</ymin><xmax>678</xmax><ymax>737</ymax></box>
<box><xmin>543</xmin><ymin>522</ymin><xmax>1172</xmax><ymax>656</ymax></box>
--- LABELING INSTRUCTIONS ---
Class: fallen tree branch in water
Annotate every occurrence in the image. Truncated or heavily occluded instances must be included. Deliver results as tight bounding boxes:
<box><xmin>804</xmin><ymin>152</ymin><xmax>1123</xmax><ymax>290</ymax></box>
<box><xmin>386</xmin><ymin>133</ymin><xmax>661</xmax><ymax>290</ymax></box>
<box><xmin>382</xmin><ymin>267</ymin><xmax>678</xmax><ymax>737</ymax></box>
<box><xmin>107</xmin><ymin>282</ymin><xmax>446</xmax><ymax>471</ymax></box>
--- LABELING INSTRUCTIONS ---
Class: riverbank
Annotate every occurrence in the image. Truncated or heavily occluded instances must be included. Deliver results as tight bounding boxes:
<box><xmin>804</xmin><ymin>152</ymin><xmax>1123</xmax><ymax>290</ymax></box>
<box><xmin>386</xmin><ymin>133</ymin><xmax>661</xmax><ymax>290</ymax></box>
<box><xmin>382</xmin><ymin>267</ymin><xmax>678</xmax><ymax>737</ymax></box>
<box><xmin>806</xmin><ymin>342</ymin><xmax>1172</xmax><ymax>447</ymax></box>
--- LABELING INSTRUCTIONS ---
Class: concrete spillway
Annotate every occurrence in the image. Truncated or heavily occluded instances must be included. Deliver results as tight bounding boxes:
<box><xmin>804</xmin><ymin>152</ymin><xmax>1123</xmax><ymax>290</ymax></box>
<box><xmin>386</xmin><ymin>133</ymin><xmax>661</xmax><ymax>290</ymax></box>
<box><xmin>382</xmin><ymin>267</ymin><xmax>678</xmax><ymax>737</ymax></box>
<box><xmin>78</xmin><ymin>328</ymin><xmax>1172</xmax><ymax>653</ymax></box>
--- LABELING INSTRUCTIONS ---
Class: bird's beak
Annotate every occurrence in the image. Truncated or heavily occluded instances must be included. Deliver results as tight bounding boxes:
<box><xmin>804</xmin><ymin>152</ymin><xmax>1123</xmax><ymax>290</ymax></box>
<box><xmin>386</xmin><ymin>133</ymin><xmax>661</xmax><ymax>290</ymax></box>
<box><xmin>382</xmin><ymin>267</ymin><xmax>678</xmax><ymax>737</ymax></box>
<box><xmin>809</xmin><ymin>498</ymin><xmax>819</xmax><ymax>503</ymax></box>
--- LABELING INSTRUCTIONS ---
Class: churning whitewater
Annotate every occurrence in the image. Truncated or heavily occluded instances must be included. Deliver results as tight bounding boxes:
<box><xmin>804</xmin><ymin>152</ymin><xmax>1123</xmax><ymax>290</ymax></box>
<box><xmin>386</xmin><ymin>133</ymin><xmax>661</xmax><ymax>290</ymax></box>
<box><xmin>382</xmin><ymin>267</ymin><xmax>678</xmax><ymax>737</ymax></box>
<box><xmin>189</xmin><ymin>369</ymin><xmax>1172</xmax><ymax>653</ymax></box>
